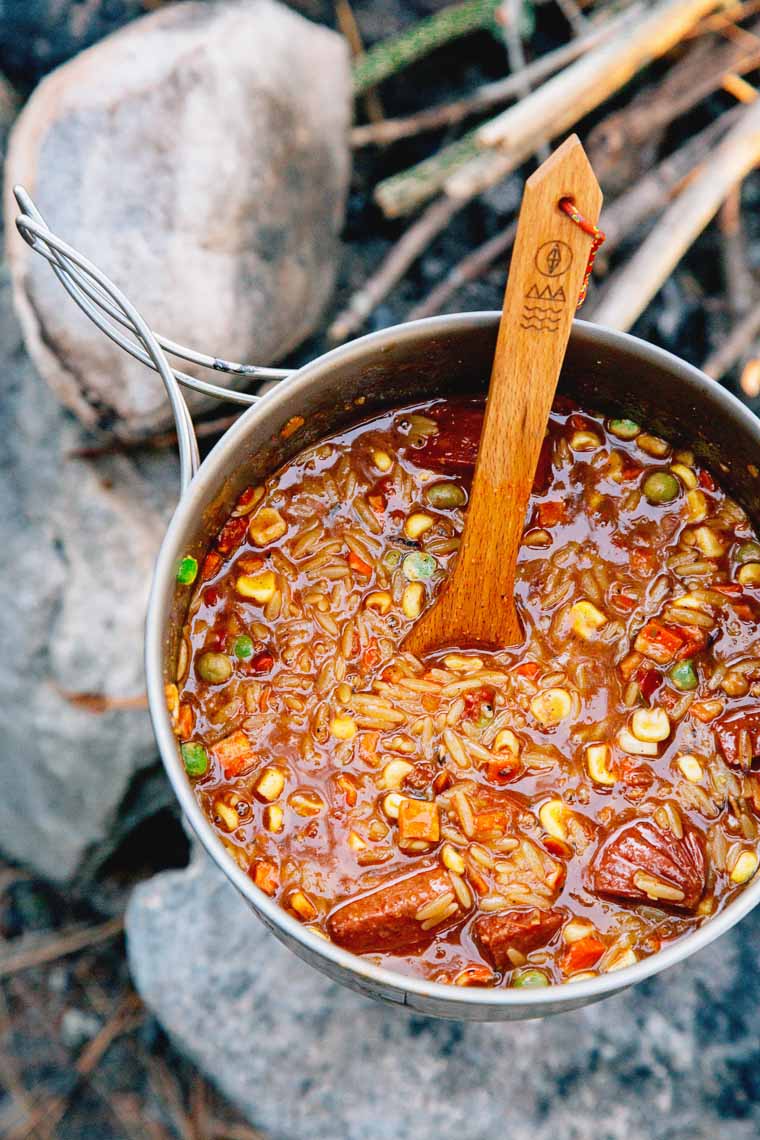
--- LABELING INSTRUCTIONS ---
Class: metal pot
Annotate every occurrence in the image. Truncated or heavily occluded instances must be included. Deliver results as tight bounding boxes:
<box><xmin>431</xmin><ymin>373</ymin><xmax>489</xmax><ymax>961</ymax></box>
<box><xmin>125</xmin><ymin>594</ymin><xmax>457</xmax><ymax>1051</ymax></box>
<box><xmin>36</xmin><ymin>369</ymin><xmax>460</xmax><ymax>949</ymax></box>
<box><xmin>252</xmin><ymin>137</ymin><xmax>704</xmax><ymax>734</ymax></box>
<box><xmin>16</xmin><ymin>192</ymin><xmax>760</xmax><ymax>1020</ymax></box>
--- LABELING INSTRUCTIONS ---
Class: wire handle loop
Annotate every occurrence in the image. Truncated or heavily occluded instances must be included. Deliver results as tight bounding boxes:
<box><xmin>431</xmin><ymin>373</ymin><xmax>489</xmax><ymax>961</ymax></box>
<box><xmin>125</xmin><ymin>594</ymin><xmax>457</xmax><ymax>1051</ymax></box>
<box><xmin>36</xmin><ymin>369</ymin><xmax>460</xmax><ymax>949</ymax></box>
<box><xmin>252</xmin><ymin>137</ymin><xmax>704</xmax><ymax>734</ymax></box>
<box><xmin>13</xmin><ymin>187</ymin><xmax>295</xmax><ymax>494</ymax></box>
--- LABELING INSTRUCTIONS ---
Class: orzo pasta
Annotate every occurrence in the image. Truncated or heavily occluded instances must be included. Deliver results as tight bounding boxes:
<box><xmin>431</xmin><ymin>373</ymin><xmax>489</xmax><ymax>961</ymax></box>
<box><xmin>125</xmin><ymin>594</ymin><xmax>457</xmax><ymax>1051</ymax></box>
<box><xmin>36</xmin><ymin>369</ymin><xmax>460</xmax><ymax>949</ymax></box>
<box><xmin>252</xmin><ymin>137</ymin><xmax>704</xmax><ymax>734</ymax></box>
<box><xmin>168</xmin><ymin>398</ymin><xmax>760</xmax><ymax>987</ymax></box>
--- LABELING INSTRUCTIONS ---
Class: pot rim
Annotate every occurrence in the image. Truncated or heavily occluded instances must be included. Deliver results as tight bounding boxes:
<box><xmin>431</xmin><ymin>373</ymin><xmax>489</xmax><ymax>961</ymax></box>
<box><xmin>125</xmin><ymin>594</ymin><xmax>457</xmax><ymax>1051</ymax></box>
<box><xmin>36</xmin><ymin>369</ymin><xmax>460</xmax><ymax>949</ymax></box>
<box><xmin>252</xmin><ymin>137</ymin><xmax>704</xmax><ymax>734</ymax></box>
<box><xmin>146</xmin><ymin>312</ymin><xmax>760</xmax><ymax>1010</ymax></box>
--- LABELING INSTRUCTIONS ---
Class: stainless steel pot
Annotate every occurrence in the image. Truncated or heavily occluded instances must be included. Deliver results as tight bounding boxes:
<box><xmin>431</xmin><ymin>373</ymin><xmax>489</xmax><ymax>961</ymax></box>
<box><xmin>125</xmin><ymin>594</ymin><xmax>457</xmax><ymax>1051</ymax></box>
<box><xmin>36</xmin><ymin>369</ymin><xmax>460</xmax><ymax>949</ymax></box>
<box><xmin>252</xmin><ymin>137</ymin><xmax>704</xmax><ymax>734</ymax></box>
<box><xmin>16</xmin><ymin>192</ymin><xmax>760</xmax><ymax>1020</ymax></box>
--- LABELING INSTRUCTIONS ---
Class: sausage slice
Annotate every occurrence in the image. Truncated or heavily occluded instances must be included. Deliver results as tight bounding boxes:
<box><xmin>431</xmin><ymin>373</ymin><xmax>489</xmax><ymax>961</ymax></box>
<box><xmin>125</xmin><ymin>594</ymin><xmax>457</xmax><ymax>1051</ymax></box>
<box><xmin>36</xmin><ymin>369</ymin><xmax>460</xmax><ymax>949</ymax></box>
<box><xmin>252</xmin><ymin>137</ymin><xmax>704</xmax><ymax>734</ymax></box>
<box><xmin>473</xmin><ymin>908</ymin><xmax>563</xmax><ymax>971</ymax></box>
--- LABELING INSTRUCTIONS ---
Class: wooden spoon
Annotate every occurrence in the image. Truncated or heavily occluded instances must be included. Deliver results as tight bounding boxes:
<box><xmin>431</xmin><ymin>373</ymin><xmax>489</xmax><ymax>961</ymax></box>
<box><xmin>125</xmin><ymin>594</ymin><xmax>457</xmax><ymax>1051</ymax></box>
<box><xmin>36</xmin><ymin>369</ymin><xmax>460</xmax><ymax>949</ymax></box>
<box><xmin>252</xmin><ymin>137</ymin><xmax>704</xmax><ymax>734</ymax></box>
<box><xmin>403</xmin><ymin>135</ymin><xmax>602</xmax><ymax>656</ymax></box>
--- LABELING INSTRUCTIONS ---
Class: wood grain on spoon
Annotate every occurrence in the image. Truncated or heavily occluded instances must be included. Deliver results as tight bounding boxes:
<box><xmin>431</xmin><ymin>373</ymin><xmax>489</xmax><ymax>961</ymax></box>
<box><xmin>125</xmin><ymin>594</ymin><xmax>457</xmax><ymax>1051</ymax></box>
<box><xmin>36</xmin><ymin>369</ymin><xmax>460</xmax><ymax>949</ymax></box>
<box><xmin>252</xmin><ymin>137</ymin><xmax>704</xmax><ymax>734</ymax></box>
<box><xmin>403</xmin><ymin>135</ymin><xmax>602</xmax><ymax>656</ymax></box>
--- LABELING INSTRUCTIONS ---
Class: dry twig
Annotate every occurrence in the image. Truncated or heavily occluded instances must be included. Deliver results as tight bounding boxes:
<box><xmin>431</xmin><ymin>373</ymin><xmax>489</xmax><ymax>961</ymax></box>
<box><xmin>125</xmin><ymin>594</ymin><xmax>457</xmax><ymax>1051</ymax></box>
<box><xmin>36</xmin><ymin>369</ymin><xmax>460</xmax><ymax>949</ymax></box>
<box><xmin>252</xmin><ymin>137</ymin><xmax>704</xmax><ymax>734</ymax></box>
<box><xmin>703</xmin><ymin>305</ymin><xmax>760</xmax><ymax>377</ymax></box>
<box><xmin>592</xmin><ymin>97</ymin><xmax>760</xmax><ymax>330</ymax></box>
<box><xmin>0</xmin><ymin>916</ymin><xmax>124</xmax><ymax>979</ymax></box>
<box><xmin>407</xmin><ymin>219</ymin><xmax>517</xmax><ymax>319</ymax></box>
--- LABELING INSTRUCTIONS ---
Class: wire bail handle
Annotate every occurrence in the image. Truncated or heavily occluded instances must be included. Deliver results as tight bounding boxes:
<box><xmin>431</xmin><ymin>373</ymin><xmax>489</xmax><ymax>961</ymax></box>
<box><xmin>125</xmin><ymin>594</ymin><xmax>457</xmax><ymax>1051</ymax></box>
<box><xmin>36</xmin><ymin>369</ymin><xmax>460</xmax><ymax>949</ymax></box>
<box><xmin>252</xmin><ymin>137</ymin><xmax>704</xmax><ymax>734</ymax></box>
<box><xmin>12</xmin><ymin>187</ymin><xmax>294</xmax><ymax>495</ymax></box>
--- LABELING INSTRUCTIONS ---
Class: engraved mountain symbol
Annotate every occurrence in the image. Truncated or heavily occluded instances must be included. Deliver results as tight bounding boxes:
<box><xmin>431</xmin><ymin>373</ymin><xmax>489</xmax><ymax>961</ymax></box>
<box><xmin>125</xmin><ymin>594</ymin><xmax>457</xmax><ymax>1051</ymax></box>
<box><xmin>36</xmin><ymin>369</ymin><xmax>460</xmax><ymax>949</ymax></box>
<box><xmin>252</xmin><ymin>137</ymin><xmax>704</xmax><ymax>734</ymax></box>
<box><xmin>526</xmin><ymin>283</ymin><xmax>566</xmax><ymax>301</ymax></box>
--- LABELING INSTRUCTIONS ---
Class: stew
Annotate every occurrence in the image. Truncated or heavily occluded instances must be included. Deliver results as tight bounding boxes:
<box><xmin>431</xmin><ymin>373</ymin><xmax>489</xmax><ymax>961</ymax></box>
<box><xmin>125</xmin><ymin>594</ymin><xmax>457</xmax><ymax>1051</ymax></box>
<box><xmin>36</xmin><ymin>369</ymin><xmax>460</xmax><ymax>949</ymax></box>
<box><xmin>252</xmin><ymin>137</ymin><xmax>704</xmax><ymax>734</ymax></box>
<box><xmin>166</xmin><ymin>397</ymin><xmax>760</xmax><ymax>987</ymax></box>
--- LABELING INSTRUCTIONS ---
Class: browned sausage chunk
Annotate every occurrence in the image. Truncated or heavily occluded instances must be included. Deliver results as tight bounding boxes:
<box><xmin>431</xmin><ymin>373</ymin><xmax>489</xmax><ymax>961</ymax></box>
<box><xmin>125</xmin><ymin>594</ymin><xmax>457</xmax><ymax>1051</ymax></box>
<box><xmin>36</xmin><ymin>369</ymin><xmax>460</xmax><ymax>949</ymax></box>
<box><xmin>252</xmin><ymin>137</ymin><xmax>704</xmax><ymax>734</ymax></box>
<box><xmin>715</xmin><ymin>706</ymin><xmax>760</xmax><ymax>769</ymax></box>
<box><xmin>473</xmin><ymin>908</ymin><xmax>563</xmax><ymax>971</ymax></box>
<box><xmin>590</xmin><ymin>819</ymin><xmax>705</xmax><ymax>912</ymax></box>
<box><xmin>327</xmin><ymin>867</ymin><xmax>464</xmax><ymax>955</ymax></box>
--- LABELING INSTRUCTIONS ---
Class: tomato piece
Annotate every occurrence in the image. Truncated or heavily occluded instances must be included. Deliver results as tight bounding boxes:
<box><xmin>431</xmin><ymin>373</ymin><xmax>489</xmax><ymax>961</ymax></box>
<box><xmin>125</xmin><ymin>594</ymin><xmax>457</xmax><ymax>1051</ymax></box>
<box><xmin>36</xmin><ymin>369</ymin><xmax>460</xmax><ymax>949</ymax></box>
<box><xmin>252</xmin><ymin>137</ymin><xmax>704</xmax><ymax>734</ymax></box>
<box><xmin>201</xmin><ymin>551</ymin><xmax>223</xmax><ymax>581</ymax></box>
<box><xmin>362</xmin><ymin>638</ymin><xmax>381</xmax><ymax>671</ymax></box>
<box><xmin>634</xmin><ymin>620</ymin><xmax>685</xmax><ymax>665</ymax></box>
<box><xmin>670</xmin><ymin>625</ymin><xmax>709</xmax><ymax>660</ymax></box>
<box><xmin>512</xmin><ymin>661</ymin><xmax>541</xmax><ymax>679</ymax></box>
<box><xmin>712</xmin><ymin>583</ymin><xmax>743</xmax><ymax>597</ymax></box>
<box><xmin>636</xmin><ymin>666</ymin><xmax>662</xmax><ymax>703</ymax></box>
<box><xmin>251</xmin><ymin>859</ymin><xmax>279</xmax><ymax>896</ymax></box>
<box><xmin>715</xmin><ymin>706</ymin><xmax>760</xmax><ymax>768</ymax></box>
<box><xmin>698</xmin><ymin>469</ymin><xmax>716</xmax><ymax>491</ymax></box>
<box><xmin>250</xmin><ymin>652</ymin><xmax>274</xmax><ymax>673</ymax></box>
<box><xmin>216</xmin><ymin>515</ymin><xmax>248</xmax><ymax>555</ymax></box>
<box><xmin>537</xmin><ymin>500</ymin><xmax>565</xmax><ymax>527</ymax></box>
<box><xmin>212</xmin><ymin>730</ymin><xmax>255</xmax><ymax>778</ymax></box>
<box><xmin>347</xmin><ymin>550</ymin><xmax>373</xmax><ymax>577</ymax></box>
<box><xmin>411</xmin><ymin>403</ymin><xmax>483</xmax><ymax>478</ymax></box>
<box><xmin>367</xmin><ymin>493</ymin><xmax>386</xmax><ymax>513</ymax></box>
<box><xmin>562</xmin><ymin>934</ymin><xmax>606</xmax><ymax>974</ymax></box>
<box><xmin>630</xmin><ymin>548</ymin><xmax>656</xmax><ymax>577</ymax></box>
<box><xmin>484</xmin><ymin>758</ymin><xmax>520</xmax><ymax>785</ymax></box>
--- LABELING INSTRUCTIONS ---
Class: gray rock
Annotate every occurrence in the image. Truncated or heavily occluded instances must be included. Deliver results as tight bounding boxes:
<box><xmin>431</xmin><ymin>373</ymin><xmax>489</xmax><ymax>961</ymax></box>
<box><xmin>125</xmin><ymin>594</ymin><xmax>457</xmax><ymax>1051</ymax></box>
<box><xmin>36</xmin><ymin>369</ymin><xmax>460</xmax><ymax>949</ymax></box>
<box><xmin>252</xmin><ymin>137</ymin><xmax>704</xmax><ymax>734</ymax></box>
<box><xmin>5</xmin><ymin>0</ymin><xmax>350</xmax><ymax>435</ymax></box>
<box><xmin>0</xmin><ymin>261</ymin><xmax>178</xmax><ymax>882</ymax></box>
<box><xmin>128</xmin><ymin>852</ymin><xmax>760</xmax><ymax>1140</ymax></box>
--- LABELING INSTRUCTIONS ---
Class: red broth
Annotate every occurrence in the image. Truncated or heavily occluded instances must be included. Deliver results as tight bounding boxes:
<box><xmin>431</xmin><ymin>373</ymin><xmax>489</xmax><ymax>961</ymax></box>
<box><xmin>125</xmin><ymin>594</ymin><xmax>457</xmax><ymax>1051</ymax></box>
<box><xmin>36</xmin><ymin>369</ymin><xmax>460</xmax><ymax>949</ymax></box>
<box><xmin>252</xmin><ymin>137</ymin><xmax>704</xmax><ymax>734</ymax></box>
<box><xmin>167</xmin><ymin>398</ymin><xmax>760</xmax><ymax>988</ymax></box>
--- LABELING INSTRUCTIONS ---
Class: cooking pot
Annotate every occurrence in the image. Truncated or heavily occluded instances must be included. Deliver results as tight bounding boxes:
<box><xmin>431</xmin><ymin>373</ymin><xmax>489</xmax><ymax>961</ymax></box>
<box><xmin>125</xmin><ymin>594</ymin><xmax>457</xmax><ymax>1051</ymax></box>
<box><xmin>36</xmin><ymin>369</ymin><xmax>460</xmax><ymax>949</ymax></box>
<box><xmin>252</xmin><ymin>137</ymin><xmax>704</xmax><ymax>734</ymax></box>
<box><xmin>15</xmin><ymin>188</ymin><xmax>760</xmax><ymax>1020</ymax></box>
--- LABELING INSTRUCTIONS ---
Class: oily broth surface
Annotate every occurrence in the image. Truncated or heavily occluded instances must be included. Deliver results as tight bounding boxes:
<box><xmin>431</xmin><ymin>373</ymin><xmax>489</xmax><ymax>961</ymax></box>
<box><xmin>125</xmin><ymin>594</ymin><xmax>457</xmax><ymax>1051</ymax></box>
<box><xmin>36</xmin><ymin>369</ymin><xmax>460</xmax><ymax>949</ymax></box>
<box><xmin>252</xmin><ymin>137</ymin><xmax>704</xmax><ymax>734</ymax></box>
<box><xmin>171</xmin><ymin>398</ymin><xmax>760</xmax><ymax>986</ymax></box>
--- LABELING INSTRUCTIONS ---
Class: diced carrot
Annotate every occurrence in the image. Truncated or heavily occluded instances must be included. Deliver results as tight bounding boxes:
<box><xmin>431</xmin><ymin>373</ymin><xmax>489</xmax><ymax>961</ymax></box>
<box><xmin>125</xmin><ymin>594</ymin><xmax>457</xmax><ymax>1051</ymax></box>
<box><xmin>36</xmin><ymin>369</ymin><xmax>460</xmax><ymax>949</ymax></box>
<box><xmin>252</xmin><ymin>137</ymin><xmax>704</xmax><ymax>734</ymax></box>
<box><xmin>472</xmin><ymin>810</ymin><xmax>509</xmax><ymax>841</ymax></box>
<box><xmin>359</xmin><ymin>731</ymin><xmax>380</xmax><ymax>767</ymax></box>
<box><xmin>367</xmin><ymin>493</ymin><xmax>386</xmax><ymax>513</ymax></box>
<box><xmin>537</xmin><ymin>500</ymin><xmax>565</xmax><ymax>527</ymax></box>
<box><xmin>336</xmin><ymin>774</ymin><xmax>358</xmax><ymax>807</ymax></box>
<box><xmin>513</xmin><ymin>661</ymin><xmax>541</xmax><ymax>679</ymax></box>
<box><xmin>712</xmin><ymin>583</ymin><xmax>743</xmax><ymax>597</ymax></box>
<box><xmin>216</xmin><ymin>515</ymin><xmax>248</xmax><ymax>555</ymax></box>
<box><xmin>250</xmin><ymin>651</ymin><xmax>274</xmax><ymax>674</ymax></box>
<box><xmin>484</xmin><ymin>758</ymin><xmax>519</xmax><ymax>785</ymax></box>
<box><xmin>176</xmin><ymin>703</ymin><xmax>194</xmax><ymax>739</ymax></box>
<box><xmin>619</xmin><ymin>651</ymin><xmax>643</xmax><ymax>681</ymax></box>
<box><xmin>398</xmin><ymin>799</ymin><xmax>440</xmax><ymax>845</ymax></box>
<box><xmin>421</xmin><ymin>693</ymin><xmax>439</xmax><ymax>713</ymax></box>
<box><xmin>465</xmin><ymin>860</ymin><xmax>489</xmax><ymax>896</ymax></box>
<box><xmin>432</xmin><ymin>770</ymin><xmax>452</xmax><ymax>795</ymax></box>
<box><xmin>690</xmin><ymin>699</ymin><xmax>724</xmax><ymax>723</ymax></box>
<box><xmin>201</xmin><ymin>551</ymin><xmax>223</xmax><ymax>581</ymax></box>
<box><xmin>237</xmin><ymin>554</ymin><xmax>266</xmax><ymax>574</ymax></box>
<box><xmin>609</xmin><ymin>584</ymin><xmax>637</xmax><ymax>613</ymax></box>
<box><xmin>562</xmin><ymin>934</ymin><xmax>605</xmax><ymax>974</ymax></box>
<box><xmin>362</xmin><ymin>638</ymin><xmax>381</xmax><ymax>671</ymax></box>
<box><xmin>212</xmin><ymin>730</ymin><xmax>254</xmax><ymax>778</ymax></box>
<box><xmin>251</xmin><ymin>859</ymin><xmax>278</xmax><ymax>896</ymax></box>
<box><xmin>670</xmin><ymin>625</ymin><xmax>709</xmax><ymax>660</ymax></box>
<box><xmin>347</xmin><ymin>550</ymin><xmax>373</xmax><ymax>577</ymax></box>
<box><xmin>621</xmin><ymin>464</ymin><xmax>643</xmax><ymax>482</ymax></box>
<box><xmin>634</xmin><ymin>620</ymin><xmax>685</xmax><ymax>665</ymax></box>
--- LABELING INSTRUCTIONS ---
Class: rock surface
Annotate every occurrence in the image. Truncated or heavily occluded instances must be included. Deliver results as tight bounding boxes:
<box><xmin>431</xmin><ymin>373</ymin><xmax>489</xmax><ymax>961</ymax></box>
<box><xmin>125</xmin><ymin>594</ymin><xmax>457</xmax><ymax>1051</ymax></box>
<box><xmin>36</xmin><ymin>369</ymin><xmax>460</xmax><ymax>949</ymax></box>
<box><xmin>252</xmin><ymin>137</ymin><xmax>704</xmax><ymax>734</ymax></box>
<box><xmin>5</xmin><ymin>0</ymin><xmax>351</xmax><ymax>435</ymax></box>
<box><xmin>128</xmin><ymin>852</ymin><xmax>760</xmax><ymax>1140</ymax></box>
<box><xmin>0</xmin><ymin>258</ymin><xmax>178</xmax><ymax>883</ymax></box>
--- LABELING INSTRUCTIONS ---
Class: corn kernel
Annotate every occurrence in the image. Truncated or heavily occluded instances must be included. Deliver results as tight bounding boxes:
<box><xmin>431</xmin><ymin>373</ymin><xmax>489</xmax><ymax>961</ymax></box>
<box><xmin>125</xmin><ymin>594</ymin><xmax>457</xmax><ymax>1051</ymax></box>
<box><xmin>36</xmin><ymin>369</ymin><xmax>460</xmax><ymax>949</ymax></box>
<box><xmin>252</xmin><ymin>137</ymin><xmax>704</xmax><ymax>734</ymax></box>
<box><xmin>670</xmin><ymin>463</ymin><xmax>698</xmax><ymax>490</ymax></box>
<box><xmin>606</xmin><ymin>948</ymin><xmax>638</xmax><ymax>972</ymax></box>
<box><xmin>494</xmin><ymin>729</ymin><xmax>520</xmax><ymax>756</ymax></box>
<box><xmin>347</xmin><ymin>830</ymin><xmax>367</xmax><ymax>852</ymax></box>
<box><xmin>637</xmin><ymin>433</ymin><xmax>670</xmax><ymax>458</ymax></box>
<box><xmin>692</xmin><ymin>526</ymin><xmax>725</xmax><ymax>558</ymax></box>
<box><xmin>586</xmin><ymin>743</ymin><xmax>615</xmax><ymax>786</ymax></box>
<box><xmin>165</xmin><ymin>682</ymin><xmax>179</xmax><ymax>718</ymax></box>
<box><xmin>402</xmin><ymin>582</ymin><xmax>425</xmax><ymax>619</ymax></box>
<box><xmin>685</xmin><ymin>489</ymin><xmax>707</xmax><ymax>523</ymax></box>
<box><xmin>256</xmin><ymin>766</ymin><xmax>286</xmax><ymax>802</ymax></box>
<box><xmin>336</xmin><ymin>682</ymin><xmax>352</xmax><ymax>704</ymax></box>
<box><xmin>530</xmin><ymin>687</ymin><xmax>573</xmax><ymax>726</ymax></box>
<box><xmin>289</xmin><ymin>890</ymin><xmax>317</xmax><ymax>921</ymax></box>
<box><xmin>631</xmin><ymin>707</ymin><xmax>671</xmax><ymax>743</ymax></box>
<box><xmin>214</xmin><ymin>800</ymin><xmax>239</xmax><ymax>832</ymax></box>
<box><xmin>441</xmin><ymin>842</ymin><xmax>466</xmax><ymax>875</ymax></box>
<box><xmin>289</xmin><ymin>791</ymin><xmax>324</xmax><ymax>817</ymax></box>
<box><xmin>404</xmin><ymin>512</ymin><xmax>434</xmax><ymax>540</ymax></box>
<box><xmin>264</xmin><ymin>804</ymin><xmax>284</xmax><ymax>832</ymax></box>
<box><xmin>562</xmin><ymin>918</ymin><xmax>594</xmax><ymax>944</ymax></box>
<box><xmin>236</xmin><ymin>569</ymin><xmax>277</xmax><ymax>603</ymax></box>
<box><xmin>248</xmin><ymin>507</ymin><xmax>287</xmax><ymax>547</ymax></box>
<box><xmin>539</xmin><ymin>799</ymin><xmax>568</xmax><ymax>840</ymax></box>
<box><xmin>373</xmin><ymin>449</ymin><xmax>393</xmax><ymax>472</ymax></box>
<box><xmin>570</xmin><ymin>430</ymin><xmax>601</xmax><ymax>451</ymax></box>
<box><xmin>738</xmin><ymin>563</ymin><xmax>760</xmax><ymax>587</ymax></box>
<box><xmin>617</xmin><ymin>727</ymin><xmax>658</xmax><ymax>757</ymax></box>
<box><xmin>730</xmin><ymin>850</ymin><xmax>759</xmax><ymax>884</ymax></box>
<box><xmin>569</xmin><ymin>600</ymin><xmax>607</xmax><ymax>640</ymax></box>
<box><xmin>364</xmin><ymin>590</ymin><xmax>392</xmax><ymax>614</ymax></box>
<box><xmin>382</xmin><ymin>791</ymin><xmax>406</xmax><ymax>819</ymax></box>
<box><xmin>381</xmin><ymin>759</ymin><xmax>414</xmax><ymax>789</ymax></box>
<box><xmin>330</xmin><ymin>715</ymin><xmax>357</xmax><ymax>740</ymax></box>
<box><xmin>677</xmin><ymin>753</ymin><xmax>703</xmax><ymax>783</ymax></box>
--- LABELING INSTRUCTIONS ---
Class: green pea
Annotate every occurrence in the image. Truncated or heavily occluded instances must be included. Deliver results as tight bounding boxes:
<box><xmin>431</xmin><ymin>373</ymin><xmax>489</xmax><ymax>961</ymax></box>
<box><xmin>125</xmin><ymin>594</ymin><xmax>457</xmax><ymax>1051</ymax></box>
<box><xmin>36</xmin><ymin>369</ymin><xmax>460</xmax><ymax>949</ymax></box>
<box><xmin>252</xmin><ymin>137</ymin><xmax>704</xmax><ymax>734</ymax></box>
<box><xmin>736</xmin><ymin>541</ymin><xmax>760</xmax><ymax>564</ymax></box>
<box><xmin>403</xmin><ymin>551</ymin><xmax>437</xmax><ymax>581</ymax></box>
<box><xmin>197</xmin><ymin>651</ymin><xmax>232</xmax><ymax>684</ymax></box>
<box><xmin>669</xmin><ymin>659</ymin><xmax>698</xmax><ymax>691</ymax></box>
<box><xmin>181</xmin><ymin>742</ymin><xmax>208</xmax><ymax>777</ymax></box>
<box><xmin>511</xmin><ymin>968</ymin><xmax>549</xmax><ymax>988</ymax></box>
<box><xmin>424</xmin><ymin>482</ymin><xmax>466</xmax><ymax>510</ymax></box>
<box><xmin>643</xmin><ymin>471</ymin><xmax>679</xmax><ymax>504</ymax></box>
<box><xmin>608</xmin><ymin>418</ymin><xmax>640</xmax><ymax>440</ymax></box>
<box><xmin>233</xmin><ymin>635</ymin><xmax>254</xmax><ymax>660</ymax></box>
<box><xmin>382</xmin><ymin>549</ymin><xmax>402</xmax><ymax>570</ymax></box>
<box><xmin>176</xmin><ymin>555</ymin><xmax>198</xmax><ymax>585</ymax></box>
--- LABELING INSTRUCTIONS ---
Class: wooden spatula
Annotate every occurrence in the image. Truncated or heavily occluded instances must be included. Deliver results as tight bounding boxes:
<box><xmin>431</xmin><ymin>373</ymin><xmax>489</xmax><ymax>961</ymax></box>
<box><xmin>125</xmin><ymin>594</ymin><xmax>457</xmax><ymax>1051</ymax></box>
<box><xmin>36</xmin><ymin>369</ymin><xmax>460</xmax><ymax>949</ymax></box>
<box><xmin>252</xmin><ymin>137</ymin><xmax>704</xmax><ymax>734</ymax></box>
<box><xmin>403</xmin><ymin>135</ymin><xmax>602</xmax><ymax>656</ymax></box>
